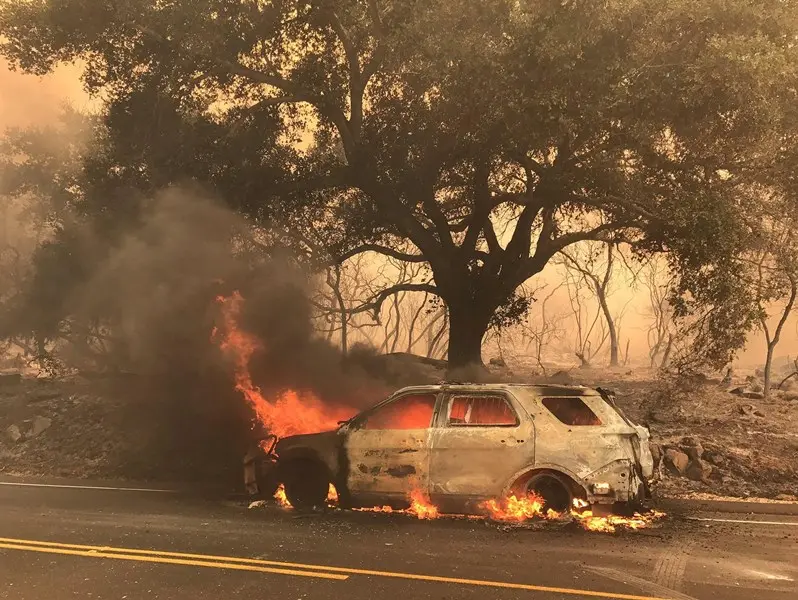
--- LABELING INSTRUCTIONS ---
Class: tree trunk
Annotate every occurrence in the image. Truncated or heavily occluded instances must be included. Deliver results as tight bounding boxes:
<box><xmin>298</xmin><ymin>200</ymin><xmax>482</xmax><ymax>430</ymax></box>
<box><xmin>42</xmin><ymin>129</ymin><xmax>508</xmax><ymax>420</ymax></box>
<box><xmin>596</xmin><ymin>291</ymin><xmax>619</xmax><ymax>367</ymax></box>
<box><xmin>330</xmin><ymin>266</ymin><xmax>348</xmax><ymax>356</ymax></box>
<box><xmin>763</xmin><ymin>343</ymin><xmax>775</xmax><ymax>399</ymax></box>
<box><xmin>446</xmin><ymin>302</ymin><xmax>492</xmax><ymax>370</ymax></box>
<box><xmin>660</xmin><ymin>334</ymin><xmax>674</xmax><ymax>369</ymax></box>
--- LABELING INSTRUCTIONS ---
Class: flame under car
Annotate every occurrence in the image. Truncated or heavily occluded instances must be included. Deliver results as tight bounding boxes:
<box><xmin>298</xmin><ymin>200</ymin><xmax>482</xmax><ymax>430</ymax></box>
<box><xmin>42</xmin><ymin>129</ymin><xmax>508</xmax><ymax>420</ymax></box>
<box><xmin>247</xmin><ymin>384</ymin><xmax>655</xmax><ymax>515</ymax></box>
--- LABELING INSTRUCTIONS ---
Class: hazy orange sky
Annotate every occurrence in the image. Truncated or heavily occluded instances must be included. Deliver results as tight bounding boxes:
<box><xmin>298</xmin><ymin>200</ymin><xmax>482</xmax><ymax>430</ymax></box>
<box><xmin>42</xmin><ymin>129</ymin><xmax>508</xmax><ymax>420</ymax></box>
<box><xmin>1</xmin><ymin>58</ymin><xmax>794</xmax><ymax>369</ymax></box>
<box><xmin>0</xmin><ymin>59</ymin><xmax>89</xmax><ymax>130</ymax></box>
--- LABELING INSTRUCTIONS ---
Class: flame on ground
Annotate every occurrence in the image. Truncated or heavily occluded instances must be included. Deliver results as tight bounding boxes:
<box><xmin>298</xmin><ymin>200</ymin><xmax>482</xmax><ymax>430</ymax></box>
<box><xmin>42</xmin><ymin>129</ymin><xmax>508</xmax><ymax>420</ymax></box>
<box><xmin>480</xmin><ymin>493</ymin><xmax>552</xmax><ymax>522</ymax></box>
<box><xmin>272</xmin><ymin>483</ymin><xmax>340</xmax><ymax>509</ymax></box>
<box><xmin>269</xmin><ymin>484</ymin><xmax>663</xmax><ymax>532</ymax></box>
<box><xmin>273</xmin><ymin>484</ymin><xmax>290</xmax><ymax>508</ymax></box>
<box><xmin>574</xmin><ymin>509</ymin><xmax>667</xmax><ymax>533</ymax></box>
<box><xmin>408</xmin><ymin>489</ymin><xmax>439</xmax><ymax>520</ymax></box>
<box><xmin>213</xmin><ymin>292</ymin><xmax>353</xmax><ymax>438</ymax></box>
<box><xmin>326</xmin><ymin>483</ymin><xmax>339</xmax><ymax>505</ymax></box>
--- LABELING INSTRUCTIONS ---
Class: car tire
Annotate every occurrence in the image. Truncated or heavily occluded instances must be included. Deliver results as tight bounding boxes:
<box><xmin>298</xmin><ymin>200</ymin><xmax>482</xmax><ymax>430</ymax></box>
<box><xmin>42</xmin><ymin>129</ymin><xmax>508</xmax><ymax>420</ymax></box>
<box><xmin>524</xmin><ymin>473</ymin><xmax>573</xmax><ymax>513</ymax></box>
<box><xmin>281</xmin><ymin>459</ymin><xmax>329</xmax><ymax>509</ymax></box>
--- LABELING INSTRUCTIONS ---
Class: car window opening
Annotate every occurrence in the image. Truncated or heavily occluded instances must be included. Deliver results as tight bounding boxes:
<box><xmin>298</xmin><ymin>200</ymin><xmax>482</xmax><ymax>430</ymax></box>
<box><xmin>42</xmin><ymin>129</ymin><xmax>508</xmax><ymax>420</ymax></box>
<box><xmin>361</xmin><ymin>393</ymin><xmax>436</xmax><ymax>430</ymax></box>
<box><xmin>541</xmin><ymin>396</ymin><xmax>602</xmax><ymax>426</ymax></box>
<box><xmin>447</xmin><ymin>395</ymin><xmax>518</xmax><ymax>426</ymax></box>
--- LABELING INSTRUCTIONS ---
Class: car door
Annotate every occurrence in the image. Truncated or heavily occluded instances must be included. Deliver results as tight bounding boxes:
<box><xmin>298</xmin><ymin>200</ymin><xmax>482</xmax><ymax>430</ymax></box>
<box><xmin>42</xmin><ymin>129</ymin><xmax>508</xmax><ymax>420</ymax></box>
<box><xmin>343</xmin><ymin>390</ymin><xmax>441</xmax><ymax>506</ymax></box>
<box><xmin>429</xmin><ymin>391</ymin><xmax>535</xmax><ymax>505</ymax></box>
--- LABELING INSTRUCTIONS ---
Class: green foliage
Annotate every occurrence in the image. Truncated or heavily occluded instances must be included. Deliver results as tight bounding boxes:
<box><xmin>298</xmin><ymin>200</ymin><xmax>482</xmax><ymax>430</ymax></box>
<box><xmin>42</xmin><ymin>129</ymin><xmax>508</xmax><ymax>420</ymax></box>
<box><xmin>2</xmin><ymin>0</ymin><xmax>797</xmax><ymax>366</ymax></box>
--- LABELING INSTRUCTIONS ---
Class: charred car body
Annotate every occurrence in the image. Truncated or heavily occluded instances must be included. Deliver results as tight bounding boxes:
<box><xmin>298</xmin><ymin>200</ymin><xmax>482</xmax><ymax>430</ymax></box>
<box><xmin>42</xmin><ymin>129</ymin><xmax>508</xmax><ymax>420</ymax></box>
<box><xmin>246</xmin><ymin>383</ymin><xmax>655</xmax><ymax>514</ymax></box>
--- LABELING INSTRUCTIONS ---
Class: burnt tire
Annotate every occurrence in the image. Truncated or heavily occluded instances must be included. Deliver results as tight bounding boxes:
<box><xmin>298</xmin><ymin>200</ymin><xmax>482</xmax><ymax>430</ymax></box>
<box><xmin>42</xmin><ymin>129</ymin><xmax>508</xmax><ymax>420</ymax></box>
<box><xmin>281</xmin><ymin>459</ymin><xmax>329</xmax><ymax>509</ymax></box>
<box><xmin>524</xmin><ymin>473</ymin><xmax>573</xmax><ymax>513</ymax></box>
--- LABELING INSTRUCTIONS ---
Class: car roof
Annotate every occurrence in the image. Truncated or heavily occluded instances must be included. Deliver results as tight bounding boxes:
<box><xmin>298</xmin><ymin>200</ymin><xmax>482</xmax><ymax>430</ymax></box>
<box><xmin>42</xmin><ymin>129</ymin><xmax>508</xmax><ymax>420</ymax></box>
<box><xmin>395</xmin><ymin>383</ymin><xmax>599</xmax><ymax>396</ymax></box>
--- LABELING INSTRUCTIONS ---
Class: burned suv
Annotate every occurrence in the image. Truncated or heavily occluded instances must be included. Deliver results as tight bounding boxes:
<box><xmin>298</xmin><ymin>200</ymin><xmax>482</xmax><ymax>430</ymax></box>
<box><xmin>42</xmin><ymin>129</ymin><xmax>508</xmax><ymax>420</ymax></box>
<box><xmin>249</xmin><ymin>384</ymin><xmax>654</xmax><ymax>514</ymax></box>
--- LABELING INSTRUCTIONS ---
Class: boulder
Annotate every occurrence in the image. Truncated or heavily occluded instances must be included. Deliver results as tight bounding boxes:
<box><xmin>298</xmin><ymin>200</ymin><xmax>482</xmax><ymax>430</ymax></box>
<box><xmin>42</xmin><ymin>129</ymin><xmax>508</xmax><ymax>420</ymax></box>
<box><xmin>649</xmin><ymin>443</ymin><xmax>663</xmax><ymax>467</ymax></box>
<box><xmin>703</xmin><ymin>450</ymin><xmax>728</xmax><ymax>468</ymax></box>
<box><xmin>5</xmin><ymin>424</ymin><xmax>22</xmax><ymax>443</ymax></box>
<box><xmin>686</xmin><ymin>458</ymin><xmax>713</xmax><ymax>482</ymax></box>
<box><xmin>679</xmin><ymin>436</ymin><xmax>704</xmax><ymax>460</ymax></box>
<box><xmin>664</xmin><ymin>449</ymin><xmax>690</xmax><ymax>476</ymax></box>
<box><xmin>28</xmin><ymin>416</ymin><xmax>52</xmax><ymax>438</ymax></box>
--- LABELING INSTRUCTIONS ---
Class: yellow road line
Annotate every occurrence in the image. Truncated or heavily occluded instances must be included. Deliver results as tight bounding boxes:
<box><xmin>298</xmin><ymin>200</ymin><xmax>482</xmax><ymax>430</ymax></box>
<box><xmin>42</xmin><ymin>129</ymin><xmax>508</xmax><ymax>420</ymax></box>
<box><xmin>0</xmin><ymin>536</ymin><xmax>669</xmax><ymax>600</ymax></box>
<box><xmin>0</xmin><ymin>542</ymin><xmax>347</xmax><ymax>581</ymax></box>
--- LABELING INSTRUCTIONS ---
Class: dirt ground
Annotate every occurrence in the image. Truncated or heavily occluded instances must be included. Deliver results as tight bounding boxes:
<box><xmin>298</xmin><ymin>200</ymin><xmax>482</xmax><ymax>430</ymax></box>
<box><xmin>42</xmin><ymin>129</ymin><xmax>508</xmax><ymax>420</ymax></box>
<box><xmin>1</xmin><ymin>362</ymin><xmax>796</xmax><ymax>500</ymax></box>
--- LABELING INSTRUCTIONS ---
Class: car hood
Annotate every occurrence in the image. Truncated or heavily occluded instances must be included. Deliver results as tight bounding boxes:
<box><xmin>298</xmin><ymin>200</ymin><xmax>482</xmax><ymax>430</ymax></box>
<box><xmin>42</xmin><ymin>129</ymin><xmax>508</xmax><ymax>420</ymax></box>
<box><xmin>274</xmin><ymin>429</ymin><xmax>340</xmax><ymax>455</ymax></box>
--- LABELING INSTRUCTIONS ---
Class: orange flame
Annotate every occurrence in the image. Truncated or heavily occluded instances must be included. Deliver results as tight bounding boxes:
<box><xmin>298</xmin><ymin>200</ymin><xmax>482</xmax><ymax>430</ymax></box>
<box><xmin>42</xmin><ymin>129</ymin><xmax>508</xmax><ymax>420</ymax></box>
<box><xmin>408</xmin><ymin>489</ymin><xmax>439</xmax><ymax>520</ymax></box>
<box><xmin>272</xmin><ymin>482</ymin><xmax>663</xmax><ymax>532</ymax></box>
<box><xmin>213</xmin><ymin>291</ymin><xmax>353</xmax><ymax>438</ymax></box>
<box><xmin>573</xmin><ymin>509</ymin><xmax>666</xmax><ymax>533</ymax></box>
<box><xmin>326</xmin><ymin>484</ymin><xmax>339</xmax><ymax>505</ymax></box>
<box><xmin>480</xmin><ymin>493</ymin><xmax>552</xmax><ymax>522</ymax></box>
<box><xmin>273</xmin><ymin>484</ymin><xmax>290</xmax><ymax>508</ymax></box>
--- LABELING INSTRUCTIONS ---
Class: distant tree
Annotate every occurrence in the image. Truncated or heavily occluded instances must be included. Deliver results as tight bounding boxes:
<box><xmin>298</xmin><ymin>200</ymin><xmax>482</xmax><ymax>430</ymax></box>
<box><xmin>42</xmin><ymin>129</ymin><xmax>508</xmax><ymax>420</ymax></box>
<box><xmin>560</xmin><ymin>242</ymin><xmax>621</xmax><ymax>366</ymax></box>
<box><xmin>2</xmin><ymin>0</ymin><xmax>797</xmax><ymax>368</ymax></box>
<box><xmin>642</xmin><ymin>257</ymin><xmax>677</xmax><ymax>369</ymax></box>
<box><xmin>748</xmin><ymin>199</ymin><xmax>798</xmax><ymax>398</ymax></box>
<box><xmin>519</xmin><ymin>283</ymin><xmax>566</xmax><ymax>375</ymax></box>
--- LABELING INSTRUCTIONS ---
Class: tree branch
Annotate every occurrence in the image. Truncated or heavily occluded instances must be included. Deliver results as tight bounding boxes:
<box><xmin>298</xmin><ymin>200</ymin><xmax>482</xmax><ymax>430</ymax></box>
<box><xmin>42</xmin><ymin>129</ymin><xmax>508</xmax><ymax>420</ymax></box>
<box><xmin>312</xmin><ymin>282</ymin><xmax>439</xmax><ymax>318</ymax></box>
<box><xmin>336</xmin><ymin>243</ymin><xmax>428</xmax><ymax>264</ymax></box>
<box><xmin>133</xmin><ymin>22</ymin><xmax>357</xmax><ymax>156</ymax></box>
<box><xmin>362</xmin><ymin>0</ymin><xmax>386</xmax><ymax>82</ymax></box>
<box><xmin>322</xmin><ymin>6</ymin><xmax>364</xmax><ymax>136</ymax></box>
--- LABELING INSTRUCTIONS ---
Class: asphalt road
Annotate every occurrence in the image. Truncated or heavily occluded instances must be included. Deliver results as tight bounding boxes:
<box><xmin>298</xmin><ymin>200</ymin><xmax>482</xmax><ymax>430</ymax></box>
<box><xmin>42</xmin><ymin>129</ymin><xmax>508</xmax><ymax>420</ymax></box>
<box><xmin>0</xmin><ymin>476</ymin><xmax>796</xmax><ymax>600</ymax></box>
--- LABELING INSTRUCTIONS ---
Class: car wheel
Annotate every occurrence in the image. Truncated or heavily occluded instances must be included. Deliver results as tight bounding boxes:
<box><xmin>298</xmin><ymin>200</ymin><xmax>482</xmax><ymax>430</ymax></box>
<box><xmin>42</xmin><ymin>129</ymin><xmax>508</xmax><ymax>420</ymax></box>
<box><xmin>282</xmin><ymin>459</ymin><xmax>329</xmax><ymax>509</ymax></box>
<box><xmin>525</xmin><ymin>473</ymin><xmax>573</xmax><ymax>513</ymax></box>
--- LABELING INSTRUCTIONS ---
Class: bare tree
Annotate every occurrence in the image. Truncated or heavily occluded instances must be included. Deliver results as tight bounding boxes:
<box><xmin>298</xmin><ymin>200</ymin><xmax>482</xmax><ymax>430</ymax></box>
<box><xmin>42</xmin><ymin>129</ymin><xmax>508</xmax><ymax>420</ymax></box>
<box><xmin>426</xmin><ymin>306</ymin><xmax>449</xmax><ymax>360</ymax></box>
<box><xmin>751</xmin><ymin>227</ymin><xmax>798</xmax><ymax>398</ymax></box>
<box><xmin>559</xmin><ymin>246</ymin><xmax>613</xmax><ymax>367</ymax></box>
<box><xmin>560</xmin><ymin>242</ymin><xmax>620</xmax><ymax>366</ymax></box>
<box><xmin>641</xmin><ymin>257</ymin><xmax>677</xmax><ymax>369</ymax></box>
<box><xmin>519</xmin><ymin>283</ymin><xmax>566</xmax><ymax>374</ymax></box>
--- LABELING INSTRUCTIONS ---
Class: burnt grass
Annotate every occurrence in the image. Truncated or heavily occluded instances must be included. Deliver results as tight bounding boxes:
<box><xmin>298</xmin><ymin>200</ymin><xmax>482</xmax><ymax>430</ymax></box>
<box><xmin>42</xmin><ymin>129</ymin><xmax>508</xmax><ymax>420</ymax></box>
<box><xmin>1</xmin><ymin>367</ymin><xmax>797</xmax><ymax>500</ymax></box>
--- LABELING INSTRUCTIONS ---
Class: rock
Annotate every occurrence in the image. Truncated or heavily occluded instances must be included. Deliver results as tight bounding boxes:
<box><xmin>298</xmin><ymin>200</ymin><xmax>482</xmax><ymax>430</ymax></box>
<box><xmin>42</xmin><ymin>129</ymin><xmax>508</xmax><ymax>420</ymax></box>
<box><xmin>649</xmin><ymin>443</ymin><xmax>663</xmax><ymax>466</ymax></box>
<box><xmin>738</xmin><ymin>403</ymin><xmax>765</xmax><ymax>416</ymax></box>
<box><xmin>248</xmin><ymin>500</ymin><xmax>268</xmax><ymax>509</ymax></box>
<box><xmin>703</xmin><ymin>450</ymin><xmax>728</xmax><ymax>468</ymax></box>
<box><xmin>680</xmin><ymin>436</ymin><xmax>704</xmax><ymax>460</ymax></box>
<box><xmin>782</xmin><ymin>391</ymin><xmax>798</xmax><ymax>402</ymax></box>
<box><xmin>27</xmin><ymin>416</ymin><xmax>52</xmax><ymax>438</ymax></box>
<box><xmin>664</xmin><ymin>449</ymin><xmax>689</xmax><ymax>476</ymax></box>
<box><xmin>488</xmin><ymin>357</ymin><xmax>506</xmax><ymax>368</ymax></box>
<box><xmin>5</xmin><ymin>424</ymin><xmax>22</xmax><ymax>443</ymax></box>
<box><xmin>686</xmin><ymin>458</ymin><xmax>713</xmax><ymax>482</ymax></box>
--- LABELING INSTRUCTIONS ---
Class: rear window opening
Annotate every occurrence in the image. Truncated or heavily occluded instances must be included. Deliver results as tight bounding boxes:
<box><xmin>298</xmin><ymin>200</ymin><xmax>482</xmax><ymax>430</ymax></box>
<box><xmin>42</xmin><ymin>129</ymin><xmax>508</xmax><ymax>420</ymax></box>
<box><xmin>542</xmin><ymin>397</ymin><xmax>602</xmax><ymax>426</ymax></box>
<box><xmin>447</xmin><ymin>395</ymin><xmax>518</xmax><ymax>426</ymax></box>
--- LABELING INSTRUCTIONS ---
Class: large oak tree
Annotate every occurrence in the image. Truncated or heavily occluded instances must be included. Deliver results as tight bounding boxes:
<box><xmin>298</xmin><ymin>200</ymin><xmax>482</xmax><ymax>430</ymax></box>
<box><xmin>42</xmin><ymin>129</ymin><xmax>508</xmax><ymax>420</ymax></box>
<box><xmin>3</xmin><ymin>0</ymin><xmax>797</xmax><ymax>367</ymax></box>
